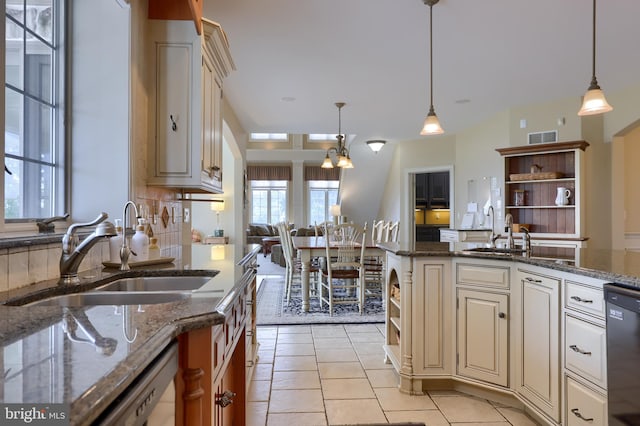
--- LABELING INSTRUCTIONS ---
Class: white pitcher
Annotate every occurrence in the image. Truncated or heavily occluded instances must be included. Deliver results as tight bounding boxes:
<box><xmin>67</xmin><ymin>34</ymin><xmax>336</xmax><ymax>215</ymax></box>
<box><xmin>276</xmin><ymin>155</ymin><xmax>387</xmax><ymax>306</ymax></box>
<box><xmin>555</xmin><ymin>187</ymin><xmax>571</xmax><ymax>206</ymax></box>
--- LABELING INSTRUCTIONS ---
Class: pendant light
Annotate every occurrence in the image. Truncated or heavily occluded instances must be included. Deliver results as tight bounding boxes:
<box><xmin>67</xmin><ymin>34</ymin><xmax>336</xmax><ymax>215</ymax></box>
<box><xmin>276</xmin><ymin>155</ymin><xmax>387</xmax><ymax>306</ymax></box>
<box><xmin>578</xmin><ymin>0</ymin><xmax>613</xmax><ymax>116</ymax></box>
<box><xmin>420</xmin><ymin>0</ymin><xmax>444</xmax><ymax>135</ymax></box>
<box><xmin>321</xmin><ymin>102</ymin><xmax>354</xmax><ymax>169</ymax></box>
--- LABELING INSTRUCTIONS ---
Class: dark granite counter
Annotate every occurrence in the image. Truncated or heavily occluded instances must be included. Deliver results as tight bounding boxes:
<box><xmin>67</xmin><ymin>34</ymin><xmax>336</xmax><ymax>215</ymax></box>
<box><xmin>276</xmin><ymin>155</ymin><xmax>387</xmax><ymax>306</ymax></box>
<box><xmin>0</xmin><ymin>243</ymin><xmax>260</xmax><ymax>425</ymax></box>
<box><xmin>377</xmin><ymin>241</ymin><xmax>640</xmax><ymax>287</ymax></box>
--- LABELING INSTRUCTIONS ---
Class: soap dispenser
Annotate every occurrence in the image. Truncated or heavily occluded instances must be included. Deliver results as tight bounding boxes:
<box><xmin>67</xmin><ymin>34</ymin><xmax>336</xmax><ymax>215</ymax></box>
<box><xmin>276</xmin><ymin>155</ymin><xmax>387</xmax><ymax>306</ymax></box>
<box><xmin>109</xmin><ymin>219</ymin><xmax>124</xmax><ymax>263</ymax></box>
<box><xmin>130</xmin><ymin>218</ymin><xmax>149</xmax><ymax>262</ymax></box>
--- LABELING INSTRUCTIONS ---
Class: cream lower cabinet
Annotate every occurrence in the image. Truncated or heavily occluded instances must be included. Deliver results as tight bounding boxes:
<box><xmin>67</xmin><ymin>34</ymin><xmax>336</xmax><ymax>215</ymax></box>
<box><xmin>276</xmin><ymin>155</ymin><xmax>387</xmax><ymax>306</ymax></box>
<box><xmin>148</xmin><ymin>18</ymin><xmax>234</xmax><ymax>194</ymax></box>
<box><xmin>515</xmin><ymin>267</ymin><xmax>561</xmax><ymax>423</ymax></box>
<box><xmin>457</xmin><ymin>288</ymin><xmax>509</xmax><ymax>387</ymax></box>
<box><xmin>383</xmin><ymin>254</ymin><xmax>452</xmax><ymax>394</ymax></box>
<box><xmin>455</xmin><ymin>261</ymin><xmax>510</xmax><ymax>388</ymax></box>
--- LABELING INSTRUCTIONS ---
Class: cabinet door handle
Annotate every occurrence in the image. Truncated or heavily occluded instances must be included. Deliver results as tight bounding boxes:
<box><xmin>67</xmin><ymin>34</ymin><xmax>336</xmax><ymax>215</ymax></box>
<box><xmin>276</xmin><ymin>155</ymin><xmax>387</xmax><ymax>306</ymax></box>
<box><xmin>215</xmin><ymin>390</ymin><xmax>236</xmax><ymax>408</ymax></box>
<box><xmin>524</xmin><ymin>277</ymin><xmax>542</xmax><ymax>283</ymax></box>
<box><xmin>571</xmin><ymin>408</ymin><xmax>594</xmax><ymax>422</ymax></box>
<box><xmin>569</xmin><ymin>344</ymin><xmax>592</xmax><ymax>355</ymax></box>
<box><xmin>570</xmin><ymin>295</ymin><xmax>593</xmax><ymax>304</ymax></box>
<box><xmin>169</xmin><ymin>115</ymin><xmax>177</xmax><ymax>131</ymax></box>
<box><xmin>498</xmin><ymin>312</ymin><xmax>506</xmax><ymax>319</ymax></box>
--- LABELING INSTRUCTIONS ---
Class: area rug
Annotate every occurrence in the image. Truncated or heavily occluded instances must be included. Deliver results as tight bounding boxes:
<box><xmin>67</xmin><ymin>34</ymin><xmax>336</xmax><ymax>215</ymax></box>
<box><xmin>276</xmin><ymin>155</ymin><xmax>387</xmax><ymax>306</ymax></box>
<box><xmin>256</xmin><ymin>278</ymin><xmax>385</xmax><ymax>325</ymax></box>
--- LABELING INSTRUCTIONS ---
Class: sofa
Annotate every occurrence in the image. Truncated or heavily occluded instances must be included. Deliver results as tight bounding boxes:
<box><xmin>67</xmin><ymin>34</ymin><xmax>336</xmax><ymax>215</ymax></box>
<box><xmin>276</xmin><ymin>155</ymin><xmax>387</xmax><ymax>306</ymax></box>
<box><xmin>245</xmin><ymin>223</ymin><xmax>280</xmax><ymax>245</ymax></box>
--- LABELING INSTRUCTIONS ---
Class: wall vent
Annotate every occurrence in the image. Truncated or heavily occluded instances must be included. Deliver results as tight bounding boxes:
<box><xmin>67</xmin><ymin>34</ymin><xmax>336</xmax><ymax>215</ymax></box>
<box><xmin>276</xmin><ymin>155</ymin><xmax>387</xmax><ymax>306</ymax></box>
<box><xmin>527</xmin><ymin>130</ymin><xmax>558</xmax><ymax>145</ymax></box>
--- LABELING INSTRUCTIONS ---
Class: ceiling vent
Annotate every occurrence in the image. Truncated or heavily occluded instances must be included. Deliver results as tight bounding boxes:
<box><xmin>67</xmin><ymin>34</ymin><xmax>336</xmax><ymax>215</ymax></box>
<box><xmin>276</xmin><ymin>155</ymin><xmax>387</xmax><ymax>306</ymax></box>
<box><xmin>527</xmin><ymin>130</ymin><xmax>558</xmax><ymax>145</ymax></box>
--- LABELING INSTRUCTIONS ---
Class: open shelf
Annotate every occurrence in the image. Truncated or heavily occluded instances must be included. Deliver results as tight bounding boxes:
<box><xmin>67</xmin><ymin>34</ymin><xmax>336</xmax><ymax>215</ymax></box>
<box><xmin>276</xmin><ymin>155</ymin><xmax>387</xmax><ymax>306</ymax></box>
<box><xmin>390</xmin><ymin>316</ymin><xmax>401</xmax><ymax>332</ymax></box>
<box><xmin>506</xmin><ymin>205</ymin><xmax>575</xmax><ymax>209</ymax></box>
<box><xmin>506</xmin><ymin>177</ymin><xmax>575</xmax><ymax>185</ymax></box>
<box><xmin>389</xmin><ymin>296</ymin><xmax>400</xmax><ymax>310</ymax></box>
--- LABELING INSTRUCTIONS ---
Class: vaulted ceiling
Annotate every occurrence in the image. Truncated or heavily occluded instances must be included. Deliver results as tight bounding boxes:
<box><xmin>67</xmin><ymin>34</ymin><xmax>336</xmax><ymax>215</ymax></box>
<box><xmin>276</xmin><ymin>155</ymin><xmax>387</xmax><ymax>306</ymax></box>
<box><xmin>205</xmin><ymin>0</ymin><xmax>640</xmax><ymax>147</ymax></box>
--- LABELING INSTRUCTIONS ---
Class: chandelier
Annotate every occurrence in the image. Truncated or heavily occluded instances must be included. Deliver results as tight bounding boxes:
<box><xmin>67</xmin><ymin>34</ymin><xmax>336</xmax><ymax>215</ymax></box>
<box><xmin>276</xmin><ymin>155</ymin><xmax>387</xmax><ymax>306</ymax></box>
<box><xmin>321</xmin><ymin>102</ymin><xmax>353</xmax><ymax>169</ymax></box>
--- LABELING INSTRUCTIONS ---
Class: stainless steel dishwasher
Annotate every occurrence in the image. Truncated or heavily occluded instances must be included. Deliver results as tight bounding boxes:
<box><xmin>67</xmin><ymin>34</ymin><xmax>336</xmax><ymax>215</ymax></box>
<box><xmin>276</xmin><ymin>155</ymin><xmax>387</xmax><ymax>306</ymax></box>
<box><xmin>604</xmin><ymin>283</ymin><xmax>640</xmax><ymax>425</ymax></box>
<box><xmin>93</xmin><ymin>340</ymin><xmax>178</xmax><ymax>426</ymax></box>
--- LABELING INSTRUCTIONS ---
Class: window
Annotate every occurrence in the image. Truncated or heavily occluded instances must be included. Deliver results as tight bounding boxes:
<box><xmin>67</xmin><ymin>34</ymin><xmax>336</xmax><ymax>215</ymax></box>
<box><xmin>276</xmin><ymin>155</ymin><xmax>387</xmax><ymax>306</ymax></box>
<box><xmin>4</xmin><ymin>0</ymin><xmax>64</xmax><ymax>223</ymax></box>
<box><xmin>250</xmin><ymin>133</ymin><xmax>288</xmax><ymax>142</ymax></box>
<box><xmin>308</xmin><ymin>180</ymin><xmax>338</xmax><ymax>225</ymax></box>
<box><xmin>250</xmin><ymin>180</ymin><xmax>287</xmax><ymax>224</ymax></box>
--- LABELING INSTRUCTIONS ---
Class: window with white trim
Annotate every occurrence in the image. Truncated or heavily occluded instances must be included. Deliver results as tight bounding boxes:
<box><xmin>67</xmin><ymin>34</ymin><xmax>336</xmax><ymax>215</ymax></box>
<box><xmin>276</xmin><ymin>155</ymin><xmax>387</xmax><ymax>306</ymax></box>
<box><xmin>3</xmin><ymin>0</ymin><xmax>65</xmax><ymax>224</ymax></box>
<box><xmin>308</xmin><ymin>180</ymin><xmax>338</xmax><ymax>225</ymax></box>
<box><xmin>250</xmin><ymin>180</ymin><xmax>288</xmax><ymax>224</ymax></box>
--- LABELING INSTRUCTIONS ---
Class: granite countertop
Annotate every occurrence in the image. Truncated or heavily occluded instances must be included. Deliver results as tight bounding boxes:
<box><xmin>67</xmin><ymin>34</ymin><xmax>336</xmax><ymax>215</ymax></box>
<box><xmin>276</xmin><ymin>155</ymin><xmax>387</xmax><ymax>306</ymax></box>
<box><xmin>0</xmin><ymin>243</ymin><xmax>260</xmax><ymax>425</ymax></box>
<box><xmin>377</xmin><ymin>241</ymin><xmax>640</xmax><ymax>288</ymax></box>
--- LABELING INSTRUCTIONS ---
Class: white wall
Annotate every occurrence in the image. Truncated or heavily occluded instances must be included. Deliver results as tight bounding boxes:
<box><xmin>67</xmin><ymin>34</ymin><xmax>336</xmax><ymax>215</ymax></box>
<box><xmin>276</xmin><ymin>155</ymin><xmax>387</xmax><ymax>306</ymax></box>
<box><xmin>71</xmin><ymin>1</ymin><xmax>130</xmax><ymax>222</ymax></box>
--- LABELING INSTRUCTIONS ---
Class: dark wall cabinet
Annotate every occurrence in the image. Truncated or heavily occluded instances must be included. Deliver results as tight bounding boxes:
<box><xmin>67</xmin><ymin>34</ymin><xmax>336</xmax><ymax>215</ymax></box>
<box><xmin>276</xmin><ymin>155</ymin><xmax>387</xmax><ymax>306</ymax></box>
<box><xmin>416</xmin><ymin>172</ymin><xmax>449</xmax><ymax>209</ymax></box>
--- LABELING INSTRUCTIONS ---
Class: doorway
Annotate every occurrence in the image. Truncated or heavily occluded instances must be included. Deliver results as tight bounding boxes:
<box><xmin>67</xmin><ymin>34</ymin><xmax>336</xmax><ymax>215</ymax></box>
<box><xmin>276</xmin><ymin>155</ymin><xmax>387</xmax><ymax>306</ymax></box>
<box><xmin>413</xmin><ymin>170</ymin><xmax>452</xmax><ymax>243</ymax></box>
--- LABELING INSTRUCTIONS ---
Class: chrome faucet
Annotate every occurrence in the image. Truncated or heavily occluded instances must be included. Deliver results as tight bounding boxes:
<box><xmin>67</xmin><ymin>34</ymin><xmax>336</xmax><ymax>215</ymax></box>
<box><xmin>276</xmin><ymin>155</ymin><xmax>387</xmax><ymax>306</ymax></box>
<box><xmin>505</xmin><ymin>213</ymin><xmax>515</xmax><ymax>249</ymax></box>
<box><xmin>486</xmin><ymin>206</ymin><xmax>501</xmax><ymax>248</ymax></box>
<box><xmin>520</xmin><ymin>226</ymin><xmax>531</xmax><ymax>254</ymax></box>
<box><xmin>59</xmin><ymin>212</ymin><xmax>117</xmax><ymax>284</ymax></box>
<box><xmin>120</xmin><ymin>201</ymin><xmax>141</xmax><ymax>271</ymax></box>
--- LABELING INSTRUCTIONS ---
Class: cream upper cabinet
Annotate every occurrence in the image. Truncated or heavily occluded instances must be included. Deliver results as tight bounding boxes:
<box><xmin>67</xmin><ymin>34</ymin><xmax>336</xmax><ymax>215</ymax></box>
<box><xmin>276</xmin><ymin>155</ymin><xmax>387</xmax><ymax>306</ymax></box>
<box><xmin>515</xmin><ymin>267</ymin><xmax>561</xmax><ymax>423</ymax></box>
<box><xmin>148</xmin><ymin>18</ymin><xmax>234</xmax><ymax>194</ymax></box>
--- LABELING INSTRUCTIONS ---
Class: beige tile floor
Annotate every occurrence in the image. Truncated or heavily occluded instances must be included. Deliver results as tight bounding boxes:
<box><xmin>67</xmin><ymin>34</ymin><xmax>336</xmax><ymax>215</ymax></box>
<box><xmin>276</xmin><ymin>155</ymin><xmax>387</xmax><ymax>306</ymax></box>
<box><xmin>248</xmin><ymin>324</ymin><xmax>541</xmax><ymax>426</ymax></box>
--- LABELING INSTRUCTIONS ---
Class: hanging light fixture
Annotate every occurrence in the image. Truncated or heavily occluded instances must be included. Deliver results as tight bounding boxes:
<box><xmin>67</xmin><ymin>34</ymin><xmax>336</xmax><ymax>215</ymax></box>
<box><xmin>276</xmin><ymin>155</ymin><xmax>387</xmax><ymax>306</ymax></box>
<box><xmin>578</xmin><ymin>0</ymin><xmax>613</xmax><ymax>116</ymax></box>
<box><xmin>366</xmin><ymin>140</ymin><xmax>386</xmax><ymax>153</ymax></box>
<box><xmin>321</xmin><ymin>102</ymin><xmax>354</xmax><ymax>169</ymax></box>
<box><xmin>419</xmin><ymin>0</ymin><xmax>444</xmax><ymax>135</ymax></box>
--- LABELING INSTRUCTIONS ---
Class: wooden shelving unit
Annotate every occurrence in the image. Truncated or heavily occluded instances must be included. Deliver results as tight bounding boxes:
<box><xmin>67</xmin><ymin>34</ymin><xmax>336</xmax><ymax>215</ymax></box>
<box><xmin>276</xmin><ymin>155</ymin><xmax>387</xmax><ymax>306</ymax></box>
<box><xmin>496</xmin><ymin>141</ymin><xmax>589</xmax><ymax>245</ymax></box>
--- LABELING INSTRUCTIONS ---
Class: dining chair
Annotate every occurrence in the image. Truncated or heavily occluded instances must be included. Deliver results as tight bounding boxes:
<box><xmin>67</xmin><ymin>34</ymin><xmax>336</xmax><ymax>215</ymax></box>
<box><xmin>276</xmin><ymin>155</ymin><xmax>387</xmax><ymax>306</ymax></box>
<box><xmin>320</xmin><ymin>222</ymin><xmax>367</xmax><ymax>316</ymax></box>
<box><xmin>364</xmin><ymin>219</ymin><xmax>386</xmax><ymax>302</ymax></box>
<box><xmin>277</xmin><ymin>222</ymin><xmax>318</xmax><ymax>305</ymax></box>
<box><xmin>388</xmin><ymin>220</ymin><xmax>400</xmax><ymax>242</ymax></box>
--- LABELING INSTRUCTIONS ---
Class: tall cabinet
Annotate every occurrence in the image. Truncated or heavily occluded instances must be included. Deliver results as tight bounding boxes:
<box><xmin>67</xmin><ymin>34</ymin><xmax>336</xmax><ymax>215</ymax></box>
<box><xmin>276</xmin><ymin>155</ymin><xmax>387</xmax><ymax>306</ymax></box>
<box><xmin>148</xmin><ymin>18</ymin><xmax>235</xmax><ymax>194</ymax></box>
<box><xmin>496</xmin><ymin>141</ymin><xmax>589</xmax><ymax>247</ymax></box>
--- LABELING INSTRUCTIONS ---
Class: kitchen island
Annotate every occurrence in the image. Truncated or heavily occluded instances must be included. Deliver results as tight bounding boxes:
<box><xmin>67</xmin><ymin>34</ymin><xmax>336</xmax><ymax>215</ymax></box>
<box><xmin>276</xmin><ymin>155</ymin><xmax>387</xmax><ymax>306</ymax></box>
<box><xmin>0</xmin><ymin>243</ymin><xmax>260</xmax><ymax>425</ymax></box>
<box><xmin>378</xmin><ymin>241</ymin><xmax>640</xmax><ymax>426</ymax></box>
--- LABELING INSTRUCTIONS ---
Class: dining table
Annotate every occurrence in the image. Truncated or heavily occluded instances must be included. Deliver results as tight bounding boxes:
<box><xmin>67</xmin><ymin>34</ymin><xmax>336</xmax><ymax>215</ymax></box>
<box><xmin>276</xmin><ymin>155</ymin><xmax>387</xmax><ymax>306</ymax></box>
<box><xmin>291</xmin><ymin>235</ymin><xmax>383</xmax><ymax>312</ymax></box>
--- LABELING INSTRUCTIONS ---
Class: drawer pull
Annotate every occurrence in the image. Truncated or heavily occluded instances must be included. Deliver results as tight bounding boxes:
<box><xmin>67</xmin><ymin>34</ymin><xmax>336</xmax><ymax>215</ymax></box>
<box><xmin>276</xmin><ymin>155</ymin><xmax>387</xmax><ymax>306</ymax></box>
<box><xmin>571</xmin><ymin>408</ymin><xmax>594</xmax><ymax>422</ymax></box>
<box><xmin>569</xmin><ymin>344</ymin><xmax>592</xmax><ymax>355</ymax></box>
<box><xmin>570</xmin><ymin>295</ymin><xmax>593</xmax><ymax>304</ymax></box>
<box><xmin>524</xmin><ymin>277</ymin><xmax>542</xmax><ymax>283</ymax></box>
<box><xmin>498</xmin><ymin>312</ymin><xmax>506</xmax><ymax>319</ymax></box>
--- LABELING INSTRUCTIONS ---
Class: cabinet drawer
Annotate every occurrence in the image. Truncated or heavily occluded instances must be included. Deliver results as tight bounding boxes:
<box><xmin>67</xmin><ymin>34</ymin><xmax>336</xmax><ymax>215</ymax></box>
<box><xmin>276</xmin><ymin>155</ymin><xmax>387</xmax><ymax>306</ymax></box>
<box><xmin>565</xmin><ymin>315</ymin><xmax>607</xmax><ymax>389</ymax></box>
<box><xmin>565</xmin><ymin>376</ymin><xmax>607</xmax><ymax>426</ymax></box>
<box><xmin>456</xmin><ymin>263</ymin><xmax>510</xmax><ymax>289</ymax></box>
<box><xmin>565</xmin><ymin>281</ymin><xmax>605</xmax><ymax>319</ymax></box>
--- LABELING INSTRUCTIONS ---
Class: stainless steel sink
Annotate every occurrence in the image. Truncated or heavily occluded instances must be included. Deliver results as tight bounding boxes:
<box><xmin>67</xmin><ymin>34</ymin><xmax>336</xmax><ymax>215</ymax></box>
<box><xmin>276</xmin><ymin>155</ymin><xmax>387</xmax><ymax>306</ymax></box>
<box><xmin>25</xmin><ymin>291</ymin><xmax>191</xmax><ymax>307</ymax></box>
<box><xmin>93</xmin><ymin>275</ymin><xmax>213</xmax><ymax>292</ymax></box>
<box><xmin>462</xmin><ymin>247</ymin><xmax>526</xmax><ymax>255</ymax></box>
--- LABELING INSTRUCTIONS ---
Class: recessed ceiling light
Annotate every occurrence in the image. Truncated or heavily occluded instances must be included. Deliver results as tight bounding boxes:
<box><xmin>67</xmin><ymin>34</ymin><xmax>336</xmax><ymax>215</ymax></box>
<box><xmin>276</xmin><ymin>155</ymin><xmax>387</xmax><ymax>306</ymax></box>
<box><xmin>281</xmin><ymin>97</ymin><xmax>296</xmax><ymax>102</ymax></box>
<box><xmin>455</xmin><ymin>99</ymin><xmax>471</xmax><ymax>104</ymax></box>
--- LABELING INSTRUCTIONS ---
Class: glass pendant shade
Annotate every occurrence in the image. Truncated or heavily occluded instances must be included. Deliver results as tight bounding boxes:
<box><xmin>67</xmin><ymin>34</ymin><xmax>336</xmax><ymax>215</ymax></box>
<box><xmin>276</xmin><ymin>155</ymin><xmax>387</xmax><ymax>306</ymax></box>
<box><xmin>578</xmin><ymin>87</ymin><xmax>613</xmax><ymax>116</ymax></box>
<box><xmin>577</xmin><ymin>0</ymin><xmax>612</xmax><ymax>116</ymax></box>
<box><xmin>366</xmin><ymin>140</ymin><xmax>386</xmax><ymax>152</ymax></box>
<box><xmin>321</xmin><ymin>154</ymin><xmax>334</xmax><ymax>168</ymax></box>
<box><xmin>420</xmin><ymin>109</ymin><xmax>444</xmax><ymax>135</ymax></box>
<box><xmin>342</xmin><ymin>155</ymin><xmax>354</xmax><ymax>168</ymax></box>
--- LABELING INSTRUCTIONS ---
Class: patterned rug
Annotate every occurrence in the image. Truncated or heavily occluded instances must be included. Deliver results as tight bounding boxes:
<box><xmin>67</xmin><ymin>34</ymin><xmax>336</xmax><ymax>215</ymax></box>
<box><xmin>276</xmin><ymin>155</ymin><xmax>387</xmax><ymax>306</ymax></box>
<box><xmin>256</xmin><ymin>277</ymin><xmax>385</xmax><ymax>325</ymax></box>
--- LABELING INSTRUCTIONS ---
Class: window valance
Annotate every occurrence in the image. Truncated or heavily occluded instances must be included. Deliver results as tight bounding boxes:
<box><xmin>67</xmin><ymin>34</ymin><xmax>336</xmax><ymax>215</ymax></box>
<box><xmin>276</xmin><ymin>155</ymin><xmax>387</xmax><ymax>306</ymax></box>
<box><xmin>304</xmin><ymin>166</ymin><xmax>340</xmax><ymax>181</ymax></box>
<box><xmin>246</xmin><ymin>165</ymin><xmax>292</xmax><ymax>181</ymax></box>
